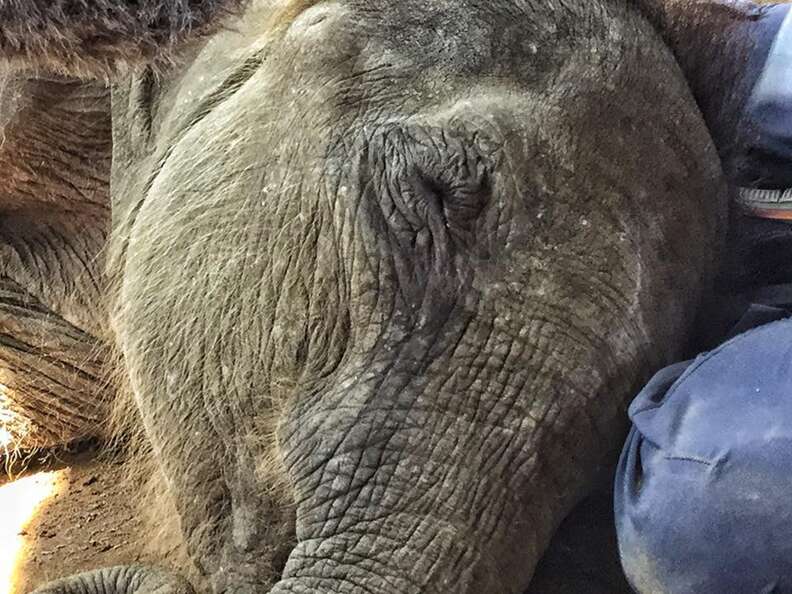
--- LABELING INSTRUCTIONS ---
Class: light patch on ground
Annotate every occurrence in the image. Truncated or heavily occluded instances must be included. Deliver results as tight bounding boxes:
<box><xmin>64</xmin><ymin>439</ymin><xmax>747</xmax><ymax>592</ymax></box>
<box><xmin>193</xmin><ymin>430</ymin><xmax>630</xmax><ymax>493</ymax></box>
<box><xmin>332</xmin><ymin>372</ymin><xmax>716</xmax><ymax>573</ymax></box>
<box><xmin>0</xmin><ymin>471</ymin><xmax>59</xmax><ymax>594</ymax></box>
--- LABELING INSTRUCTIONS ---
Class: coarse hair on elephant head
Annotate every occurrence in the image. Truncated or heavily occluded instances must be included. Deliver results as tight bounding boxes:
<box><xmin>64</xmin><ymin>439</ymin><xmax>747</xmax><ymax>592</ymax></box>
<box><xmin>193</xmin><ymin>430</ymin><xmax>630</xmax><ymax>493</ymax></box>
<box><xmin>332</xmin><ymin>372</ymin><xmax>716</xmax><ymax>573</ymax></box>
<box><xmin>0</xmin><ymin>0</ymin><xmax>242</xmax><ymax>77</ymax></box>
<box><xmin>0</xmin><ymin>0</ymin><xmax>332</xmax><ymax>78</ymax></box>
<box><xmin>0</xmin><ymin>1</ymin><xmax>756</xmax><ymax>593</ymax></box>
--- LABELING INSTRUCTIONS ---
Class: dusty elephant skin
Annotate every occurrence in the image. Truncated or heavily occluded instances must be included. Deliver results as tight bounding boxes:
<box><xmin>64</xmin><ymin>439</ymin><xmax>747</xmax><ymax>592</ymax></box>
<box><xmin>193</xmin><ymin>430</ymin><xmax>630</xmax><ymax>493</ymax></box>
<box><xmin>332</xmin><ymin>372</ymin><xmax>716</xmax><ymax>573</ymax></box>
<box><xmin>0</xmin><ymin>0</ymin><xmax>728</xmax><ymax>592</ymax></box>
<box><xmin>0</xmin><ymin>77</ymin><xmax>111</xmax><ymax>451</ymax></box>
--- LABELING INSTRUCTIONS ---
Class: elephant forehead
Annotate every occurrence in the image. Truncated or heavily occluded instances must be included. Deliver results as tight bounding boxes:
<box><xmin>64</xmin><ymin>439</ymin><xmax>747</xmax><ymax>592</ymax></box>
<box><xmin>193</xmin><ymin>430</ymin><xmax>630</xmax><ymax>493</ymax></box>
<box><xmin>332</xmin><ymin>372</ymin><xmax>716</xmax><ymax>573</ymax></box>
<box><xmin>123</xmin><ymin>0</ymin><xmax>654</xmax><ymax>167</ymax></box>
<box><xmin>153</xmin><ymin>0</ymin><xmax>631</xmax><ymax>118</ymax></box>
<box><xmin>110</xmin><ymin>0</ymin><xmax>720</xmax><ymax>271</ymax></box>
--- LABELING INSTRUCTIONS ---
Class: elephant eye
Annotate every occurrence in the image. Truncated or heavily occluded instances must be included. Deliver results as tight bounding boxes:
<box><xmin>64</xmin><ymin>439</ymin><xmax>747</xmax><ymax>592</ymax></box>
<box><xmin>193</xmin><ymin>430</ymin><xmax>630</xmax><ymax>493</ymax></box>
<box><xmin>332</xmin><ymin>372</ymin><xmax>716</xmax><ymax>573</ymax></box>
<box><xmin>410</xmin><ymin>153</ymin><xmax>492</xmax><ymax>243</ymax></box>
<box><xmin>352</xmin><ymin>124</ymin><xmax>495</xmax><ymax>255</ymax></box>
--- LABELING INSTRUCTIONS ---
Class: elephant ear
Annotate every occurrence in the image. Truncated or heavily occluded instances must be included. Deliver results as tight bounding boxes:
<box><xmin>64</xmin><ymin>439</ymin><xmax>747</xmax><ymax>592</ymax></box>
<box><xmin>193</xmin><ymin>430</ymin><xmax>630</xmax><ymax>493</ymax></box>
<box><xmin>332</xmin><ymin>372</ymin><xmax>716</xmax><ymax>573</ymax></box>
<box><xmin>0</xmin><ymin>74</ymin><xmax>113</xmax><ymax>453</ymax></box>
<box><xmin>0</xmin><ymin>0</ymin><xmax>248</xmax><ymax>77</ymax></box>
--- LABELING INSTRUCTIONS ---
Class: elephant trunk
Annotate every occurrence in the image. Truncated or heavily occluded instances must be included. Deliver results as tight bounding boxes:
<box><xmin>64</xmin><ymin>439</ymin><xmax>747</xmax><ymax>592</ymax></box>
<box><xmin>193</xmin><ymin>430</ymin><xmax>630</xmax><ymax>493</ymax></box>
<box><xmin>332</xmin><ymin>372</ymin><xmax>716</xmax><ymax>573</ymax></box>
<box><xmin>30</xmin><ymin>565</ymin><xmax>194</xmax><ymax>594</ymax></box>
<box><xmin>264</xmin><ymin>407</ymin><xmax>613</xmax><ymax>594</ymax></box>
<box><xmin>264</xmin><ymin>330</ymin><xmax>620</xmax><ymax>594</ymax></box>
<box><xmin>268</xmin><ymin>529</ymin><xmax>484</xmax><ymax>594</ymax></box>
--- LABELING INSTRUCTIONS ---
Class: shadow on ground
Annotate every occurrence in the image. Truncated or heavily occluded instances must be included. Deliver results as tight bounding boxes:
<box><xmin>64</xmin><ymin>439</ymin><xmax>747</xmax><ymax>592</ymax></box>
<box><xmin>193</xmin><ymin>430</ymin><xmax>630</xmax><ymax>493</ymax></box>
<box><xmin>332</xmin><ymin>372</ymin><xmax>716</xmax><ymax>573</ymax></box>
<box><xmin>4</xmin><ymin>449</ymin><xmax>631</xmax><ymax>594</ymax></box>
<box><xmin>3</xmin><ymin>449</ymin><xmax>196</xmax><ymax>594</ymax></box>
<box><xmin>527</xmin><ymin>488</ymin><xmax>633</xmax><ymax>594</ymax></box>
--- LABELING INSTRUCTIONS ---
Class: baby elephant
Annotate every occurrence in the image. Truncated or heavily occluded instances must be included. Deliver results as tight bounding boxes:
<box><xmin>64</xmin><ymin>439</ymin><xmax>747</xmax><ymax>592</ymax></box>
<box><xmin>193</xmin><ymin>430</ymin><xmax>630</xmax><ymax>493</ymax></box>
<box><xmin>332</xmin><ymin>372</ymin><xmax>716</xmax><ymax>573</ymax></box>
<box><xmin>0</xmin><ymin>0</ymin><xmax>733</xmax><ymax>592</ymax></box>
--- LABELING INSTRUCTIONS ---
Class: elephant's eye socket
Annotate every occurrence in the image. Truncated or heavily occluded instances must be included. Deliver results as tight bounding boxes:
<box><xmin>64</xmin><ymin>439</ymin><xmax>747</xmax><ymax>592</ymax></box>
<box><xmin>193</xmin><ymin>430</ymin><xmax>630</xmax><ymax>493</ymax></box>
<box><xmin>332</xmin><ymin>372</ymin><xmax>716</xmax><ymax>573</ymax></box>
<box><xmin>352</xmin><ymin>124</ymin><xmax>495</xmax><ymax>258</ymax></box>
<box><xmin>385</xmin><ymin>131</ymin><xmax>492</xmax><ymax>230</ymax></box>
<box><xmin>408</xmin><ymin>167</ymin><xmax>490</xmax><ymax>235</ymax></box>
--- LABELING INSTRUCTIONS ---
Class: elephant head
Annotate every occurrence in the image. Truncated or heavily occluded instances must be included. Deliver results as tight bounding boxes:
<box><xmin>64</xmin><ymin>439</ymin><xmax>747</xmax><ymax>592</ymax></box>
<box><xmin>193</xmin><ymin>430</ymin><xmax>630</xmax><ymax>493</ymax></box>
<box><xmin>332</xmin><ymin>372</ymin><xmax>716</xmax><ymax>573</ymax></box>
<box><xmin>0</xmin><ymin>0</ymin><xmax>736</xmax><ymax>592</ymax></box>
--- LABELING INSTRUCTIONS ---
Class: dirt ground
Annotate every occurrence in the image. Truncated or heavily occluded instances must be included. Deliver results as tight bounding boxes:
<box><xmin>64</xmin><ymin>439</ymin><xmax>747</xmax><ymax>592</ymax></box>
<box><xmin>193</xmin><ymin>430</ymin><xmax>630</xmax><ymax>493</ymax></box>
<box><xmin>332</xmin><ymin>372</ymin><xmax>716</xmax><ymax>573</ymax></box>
<box><xmin>3</xmin><ymin>448</ymin><xmax>194</xmax><ymax>594</ymax></box>
<box><xmin>3</xmin><ymin>448</ymin><xmax>632</xmax><ymax>594</ymax></box>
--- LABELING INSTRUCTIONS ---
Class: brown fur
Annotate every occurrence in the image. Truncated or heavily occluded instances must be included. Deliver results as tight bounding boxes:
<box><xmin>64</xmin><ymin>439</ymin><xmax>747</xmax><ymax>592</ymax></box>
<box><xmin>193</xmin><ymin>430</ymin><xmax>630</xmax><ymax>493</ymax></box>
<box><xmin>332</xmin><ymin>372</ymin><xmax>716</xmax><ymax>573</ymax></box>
<box><xmin>0</xmin><ymin>0</ymin><xmax>250</xmax><ymax>77</ymax></box>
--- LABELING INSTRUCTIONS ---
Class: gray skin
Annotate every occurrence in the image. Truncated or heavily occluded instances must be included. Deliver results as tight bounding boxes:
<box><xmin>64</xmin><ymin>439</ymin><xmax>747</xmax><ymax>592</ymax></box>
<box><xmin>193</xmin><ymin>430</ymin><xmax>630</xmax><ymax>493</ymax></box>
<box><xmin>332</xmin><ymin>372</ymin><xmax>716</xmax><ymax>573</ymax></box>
<box><xmin>0</xmin><ymin>76</ymin><xmax>110</xmax><ymax>451</ymax></box>
<box><xmin>0</xmin><ymin>0</ymin><xmax>763</xmax><ymax>592</ymax></box>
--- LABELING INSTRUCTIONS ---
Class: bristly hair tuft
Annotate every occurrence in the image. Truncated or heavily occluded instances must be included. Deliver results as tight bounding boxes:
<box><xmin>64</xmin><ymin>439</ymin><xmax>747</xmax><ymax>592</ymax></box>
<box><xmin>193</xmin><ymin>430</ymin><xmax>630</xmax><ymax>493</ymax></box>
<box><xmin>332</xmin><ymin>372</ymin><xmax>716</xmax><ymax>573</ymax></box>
<box><xmin>0</xmin><ymin>0</ymin><xmax>250</xmax><ymax>78</ymax></box>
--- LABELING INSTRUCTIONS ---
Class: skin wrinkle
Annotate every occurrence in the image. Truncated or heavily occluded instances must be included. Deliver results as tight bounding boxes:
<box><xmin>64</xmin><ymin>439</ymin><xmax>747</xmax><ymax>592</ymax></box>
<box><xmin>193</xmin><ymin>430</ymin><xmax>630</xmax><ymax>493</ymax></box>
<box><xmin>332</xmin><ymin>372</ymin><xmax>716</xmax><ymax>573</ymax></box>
<box><xmin>284</xmin><ymin>290</ymin><xmax>592</xmax><ymax>584</ymax></box>
<box><xmin>0</xmin><ymin>78</ymin><xmax>110</xmax><ymax>450</ymax></box>
<box><xmin>0</xmin><ymin>276</ymin><xmax>106</xmax><ymax>448</ymax></box>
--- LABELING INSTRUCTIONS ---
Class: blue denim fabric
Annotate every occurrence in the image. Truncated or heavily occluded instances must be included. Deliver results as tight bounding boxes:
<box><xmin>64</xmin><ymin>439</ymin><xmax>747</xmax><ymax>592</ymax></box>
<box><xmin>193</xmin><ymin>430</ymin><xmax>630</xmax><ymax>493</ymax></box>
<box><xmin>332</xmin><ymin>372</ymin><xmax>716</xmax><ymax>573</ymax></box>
<box><xmin>615</xmin><ymin>306</ymin><xmax>792</xmax><ymax>593</ymax></box>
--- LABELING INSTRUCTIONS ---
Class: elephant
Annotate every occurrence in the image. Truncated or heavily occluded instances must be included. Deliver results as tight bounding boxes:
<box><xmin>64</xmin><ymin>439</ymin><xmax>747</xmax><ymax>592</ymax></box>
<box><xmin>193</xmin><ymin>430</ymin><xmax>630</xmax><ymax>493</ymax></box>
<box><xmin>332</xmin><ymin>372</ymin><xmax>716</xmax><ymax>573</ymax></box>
<box><xmin>0</xmin><ymin>0</ymin><xmax>762</xmax><ymax>591</ymax></box>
